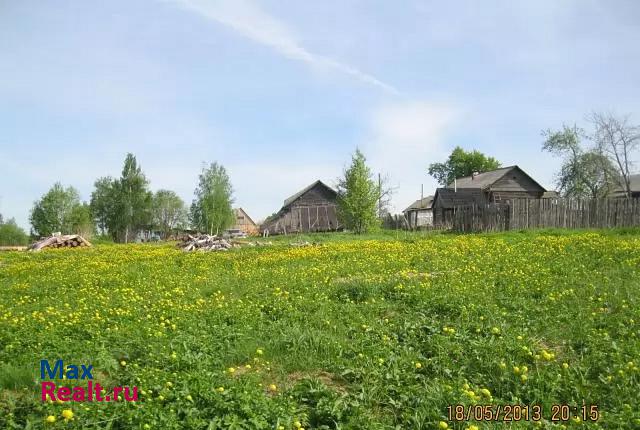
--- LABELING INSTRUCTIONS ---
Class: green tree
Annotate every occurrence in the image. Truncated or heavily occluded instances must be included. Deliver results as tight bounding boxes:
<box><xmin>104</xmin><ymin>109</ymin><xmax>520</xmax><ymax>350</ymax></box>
<box><xmin>29</xmin><ymin>183</ymin><xmax>82</xmax><ymax>236</ymax></box>
<box><xmin>428</xmin><ymin>146</ymin><xmax>501</xmax><ymax>186</ymax></box>
<box><xmin>152</xmin><ymin>190</ymin><xmax>188</xmax><ymax>238</ymax></box>
<box><xmin>589</xmin><ymin>112</ymin><xmax>640</xmax><ymax>197</ymax></box>
<box><xmin>0</xmin><ymin>217</ymin><xmax>29</xmax><ymax>246</ymax></box>
<box><xmin>88</xmin><ymin>155</ymin><xmax>153</xmax><ymax>242</ymax></box>
<box><xmin>115</xmin><ymin>154</ymin><xmax>153</xmax><ymax>242</ymax></box>
<box><xmin>542</xmin><ymin>125</ymin><xmax>619</xmax><ymax>198</ymax></box>
<box><xmin>337</xmin><ymin>149</ymin><xmax>380</xmax><ymax>234</ymax></box>
<box><xmin>69</xmin><ymin>203</ymin><xmax>95</xmax><ymax>238</ymax></box>
<box><xmin>190</xmin><ymin>162</ymin><xmax>235</xmax><ymax>235</ymax></box>
<box><xmin>90</xmin><ymin>177</ymin><xmax>117</xmax><ymax>235</ymax></box>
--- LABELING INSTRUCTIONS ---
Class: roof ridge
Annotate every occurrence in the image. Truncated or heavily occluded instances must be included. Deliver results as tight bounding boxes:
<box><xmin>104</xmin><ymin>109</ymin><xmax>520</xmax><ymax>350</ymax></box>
<box><xmin>454</xmin><ymin>165</ymin><xmax>516</xmax><ymax>182</ymax></box>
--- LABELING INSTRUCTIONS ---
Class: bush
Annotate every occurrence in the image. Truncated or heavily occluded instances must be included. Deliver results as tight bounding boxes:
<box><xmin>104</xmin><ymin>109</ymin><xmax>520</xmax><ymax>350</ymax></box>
<box><xmin>0</xmin><ymin>220</ymin><xmax>29</xmax><ymax>246</ymax></box>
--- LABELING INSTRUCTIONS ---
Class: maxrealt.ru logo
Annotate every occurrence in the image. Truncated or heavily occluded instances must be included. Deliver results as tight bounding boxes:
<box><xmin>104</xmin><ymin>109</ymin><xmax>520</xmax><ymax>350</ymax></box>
<box><xmin>40</xmin><ymin>359</ymin><xmax>138</xmax><ymax>402</ymax></box>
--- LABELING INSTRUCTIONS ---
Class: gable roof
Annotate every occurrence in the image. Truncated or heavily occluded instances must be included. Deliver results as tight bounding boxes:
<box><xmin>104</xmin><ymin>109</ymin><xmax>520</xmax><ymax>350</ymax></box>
<box><xmin>447</xmin><ymin>165</ymin><xmax>546</xmax><ymax>192</ymax></box>
<box><xmin>403</xmin><ymin>196</ymin><xmax>434</xmax><ymax>213</ymax></box>
<box><xmin>283</xmin><ymin>180</ymin><xmax>337</xmax><ymax>208</ymax></box>
<box><xmin>433</xmin><ymin>188</ymin><xmax>486</xmax><ymax>209</ymax></box>
<box><xmin>233</xmin><ymin>207</ymin><xmax>257</xmax><ymax>226</ymax></box>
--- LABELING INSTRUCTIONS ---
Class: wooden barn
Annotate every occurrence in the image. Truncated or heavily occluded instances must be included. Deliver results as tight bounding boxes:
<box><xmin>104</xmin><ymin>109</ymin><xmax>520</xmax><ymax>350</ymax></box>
<box><xmin>261</xmin><ymin>180</ymin><xmax>341</xmax><ymax>234</ymax></box>
<box><xmin>232</xmin><ymin>208</ymin><xmax>258</xmax><ymax>235</ymax></box>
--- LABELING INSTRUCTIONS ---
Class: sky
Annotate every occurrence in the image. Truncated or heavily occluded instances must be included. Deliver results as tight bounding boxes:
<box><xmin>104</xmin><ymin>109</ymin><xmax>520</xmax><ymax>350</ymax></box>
<box><xmin>1</xmin><ymin>0</ymin><xmax>639</xmax><ymax>230</ymax></box>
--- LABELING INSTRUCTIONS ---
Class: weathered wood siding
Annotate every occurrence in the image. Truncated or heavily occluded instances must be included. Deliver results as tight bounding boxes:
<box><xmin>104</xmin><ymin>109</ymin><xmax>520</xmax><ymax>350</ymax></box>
<box><xmin>262</xmin><ymin>183</ymin><xmax>340</xmax><ymax>234</ymax></box>
<box><xmin>233</xmin><ymin>208</ymin><xmax>258</xmax><ymax>235</ymax></box>
<box><xmin>489</xmin><ymin>169</ymin><xmax>545</xmax><ymax>202</ymax></box>
<box><xmin>449</xmin><ymin>198</ymin><xmax>640</xmax><ymax>232</ymax></box>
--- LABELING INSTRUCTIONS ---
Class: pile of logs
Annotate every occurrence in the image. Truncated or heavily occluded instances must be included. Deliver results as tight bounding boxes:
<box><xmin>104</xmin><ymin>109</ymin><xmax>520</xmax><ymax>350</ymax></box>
<box><xmin>28</xmin><ymin>234</ymin><xmax>92</xmax><ymax>252</ymax></box>
<box><xmin>178</xmin><ymin>234</ymin><xmax>239</xmax><ymax>252</ymax></box>
<box><xmin>179</xmin><ymin>234</ymin><xmax>273</xmax><ymax>252</ymax></box>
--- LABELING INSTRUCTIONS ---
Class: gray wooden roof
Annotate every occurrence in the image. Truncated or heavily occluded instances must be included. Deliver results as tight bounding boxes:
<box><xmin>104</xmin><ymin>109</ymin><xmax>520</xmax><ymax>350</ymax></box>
<box><xmin>283</xmin><ymin>180</ymin><xmax>337</xmax><ymax>208</ymax></box>
<box><xmin>403</xmin><ymin>196</ymin><xmax>434</xmax><ymax>213</ymax></box>
<box><xmin>433</xmin><ymin>188</ymin><xmax>486</xmax><ymax>209</ymax></box>
<box><xmin>447</xmin><ymin>165</ymin><xmax>545</xmax><ymax>191</ymax></box>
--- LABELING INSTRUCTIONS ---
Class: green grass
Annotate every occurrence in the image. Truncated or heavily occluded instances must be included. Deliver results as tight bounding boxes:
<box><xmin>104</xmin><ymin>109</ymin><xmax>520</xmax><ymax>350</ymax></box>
<box><xmin>0</xmin><ymin>230</ymin><xmax>638</xmax><ymax>429</ymax></box>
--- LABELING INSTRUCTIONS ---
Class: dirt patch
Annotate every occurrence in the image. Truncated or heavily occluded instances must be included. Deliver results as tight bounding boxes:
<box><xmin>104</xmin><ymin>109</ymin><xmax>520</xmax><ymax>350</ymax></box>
<box><xmin>286</xmin><ymin>370</ymin><xmax>348</xmax><ymax>394</ymax></box>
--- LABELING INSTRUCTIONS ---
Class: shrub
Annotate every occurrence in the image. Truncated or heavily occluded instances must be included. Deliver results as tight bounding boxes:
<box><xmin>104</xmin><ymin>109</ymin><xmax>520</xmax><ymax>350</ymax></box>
<box><xmin>0</xmin><ymin>219</ymin><xmax>29</xmax><ymax>246</ymax></box>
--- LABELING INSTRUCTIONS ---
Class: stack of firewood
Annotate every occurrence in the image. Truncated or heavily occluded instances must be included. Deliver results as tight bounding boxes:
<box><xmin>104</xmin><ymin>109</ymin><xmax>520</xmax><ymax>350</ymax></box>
<box><xmin>179</xmin><ymin>235</ymin><xmax>274</xmax><ymax>252</ymax></box>
<box><xmin>28</xmin><ymin>234</ymin><xmax>92</xmax><ymax>252</ymax></box>
<box><xmin>178</xmin><ymin>234</ymin><xmax>239</xmax><ymax>252</ymax></box>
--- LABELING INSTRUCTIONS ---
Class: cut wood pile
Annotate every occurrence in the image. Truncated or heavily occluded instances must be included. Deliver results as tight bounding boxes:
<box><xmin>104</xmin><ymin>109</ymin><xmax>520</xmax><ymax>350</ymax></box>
<box><xmin>179</xmin><ymin>234</ymin><xmax>273</xmax><ymax>252</ymax></box>
<box><xmin>28</xmin><ymin>234</ymin><xmax>92</xmax><ymax>251</ymax></box>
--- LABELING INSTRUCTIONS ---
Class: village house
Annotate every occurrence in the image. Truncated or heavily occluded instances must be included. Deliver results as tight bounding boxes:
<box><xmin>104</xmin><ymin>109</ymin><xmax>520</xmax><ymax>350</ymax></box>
<box><xmin>402</xmin><ymin>196</ymin><xmax>434</xmax><ymax>228</ymax></box>
<box><xmin>432</xmin><ymin>165</ymin><xmax>547</xmax><ymax>225</ymax></box>
<box><xmin>445</xmin><ymin>165</ymin><xmax>546</xmax><ymax>202</ymax></box>
<box><xmin>261</xmin><ymin>180</ymin><xmax>340</xmax><ymax>235</ymax></box>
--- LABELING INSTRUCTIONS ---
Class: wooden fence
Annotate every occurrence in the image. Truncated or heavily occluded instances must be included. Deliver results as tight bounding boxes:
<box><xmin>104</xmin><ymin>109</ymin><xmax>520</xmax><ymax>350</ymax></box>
<box><xmin>444</xmin><ymin>198</ymin><xmax>640</xmax><ymax>232</ymax></box>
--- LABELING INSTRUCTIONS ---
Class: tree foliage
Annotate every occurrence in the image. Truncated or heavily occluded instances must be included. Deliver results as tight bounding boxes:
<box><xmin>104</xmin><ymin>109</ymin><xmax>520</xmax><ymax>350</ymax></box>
<box><xmin>542</xmin><ymin>120</ymin><xmax>632</xmax><ymax>198</ymax></box>
<box><xmin>337</xmin><ymin>149</ymin><xmax>380</xmax><ymax>234</ymax></box>
<box><xmin>69</xmin><ymin>203</ymin><xmax>95</xmax><ymax>238</ymax></box>
<box><xmin>0</xmin><ymin>217</ymin><xmax>29</xmax><ymax>246</ymax></box>
<box><xmin>428</xmin><ymin>146</ymin><xmax>501</xmax><ymax>186</ymax></box>
<box><xmin>190</xmin><ymin>162</ymin><xmax>235</xmax><ymax>235</ymax></box>
<box><xmin>88</xmin><ymin>154</ymin><xmax>152</xmax><ymax>242</ymax></box>
<box><xmin>589</xmin><ymin>112</ymin><xmax>640</xmax><ymax>197</ymax></box>
<box><xmin>90</xmin><ymin>177</ymin><xmax>117</xmax><ymax>235</ymax></box>
<box><xmin>117</xmin><ymin>154</ymin><xmax>153</xmax><ymax>242</ymax></box>
<box><xmin>152</xmin><ymin>190</ymin><xmax>188</xmax><ymax>238</ymax></box>
<box><xmin>29</xmin><ymin>183</ymin><xmax>82</xmax><ymax>236</ymax></box>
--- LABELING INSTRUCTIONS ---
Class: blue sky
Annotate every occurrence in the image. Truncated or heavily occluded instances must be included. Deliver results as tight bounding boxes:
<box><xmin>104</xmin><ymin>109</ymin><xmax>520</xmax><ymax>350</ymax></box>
<box><xmin>1</xmin><ymin>0</ymin><xmax>639</xmax><ymax>229</ymax></box>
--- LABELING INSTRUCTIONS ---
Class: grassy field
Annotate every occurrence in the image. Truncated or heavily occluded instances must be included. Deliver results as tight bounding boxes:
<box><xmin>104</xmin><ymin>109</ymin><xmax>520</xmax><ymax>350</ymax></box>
<box><xmin>0</xmin><ymin>231</ymin><xmax>638</xmax><ymax>429</ymax></box>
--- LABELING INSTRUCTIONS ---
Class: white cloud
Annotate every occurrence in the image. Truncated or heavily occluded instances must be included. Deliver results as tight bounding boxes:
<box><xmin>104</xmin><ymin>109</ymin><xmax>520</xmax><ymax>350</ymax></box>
<box><xmin>170</xmin><ymin>0</ymin><xmax>400</xmax><ymax>95</ymax></box>
<box><xmin>362</xmin><ymin>100</ymin><xmax>459</xmax><ymax>212</ymax></box>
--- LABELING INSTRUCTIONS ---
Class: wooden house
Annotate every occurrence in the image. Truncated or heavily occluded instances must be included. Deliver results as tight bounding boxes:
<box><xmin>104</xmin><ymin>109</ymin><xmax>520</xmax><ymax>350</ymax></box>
<box><xmin>432</xmin><ymin>166</ymin><xmax>546</xmax><ymax>226</ymax></box>
<box><xmin>402</xmin><ymin>196</ymin><xmax>434</xmax><ymax>228</ymax></box>
<box><xmin>446</xmin><ymin>165</ymin><xmax>546</xmax><ymax>203</ymax></box>
<box><xmin>261</xmin><ymin>180</ymin><xmax>340</xmax><ymax>234</ymax></box>
<box><xmin>231</xmin><ymin>208</ymin><xmax>258</xmax><ymax>235</ymax></box>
